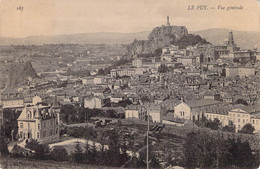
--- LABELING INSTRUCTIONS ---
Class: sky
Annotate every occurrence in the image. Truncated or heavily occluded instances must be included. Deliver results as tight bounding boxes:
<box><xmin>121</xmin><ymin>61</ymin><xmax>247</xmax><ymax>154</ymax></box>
<box><xmin>0</xmin><ymin>0</ymin><xmax>259</xmax><ymax>38</ymax></box>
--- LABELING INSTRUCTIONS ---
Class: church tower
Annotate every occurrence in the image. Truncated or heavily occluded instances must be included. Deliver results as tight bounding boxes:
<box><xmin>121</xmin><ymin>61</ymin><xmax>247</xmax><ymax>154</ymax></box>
<box><xmin>166</xmin><ymin>16</ymin><xmax>170</xmax><ymax>26</ymax></box>
<box><xmin>51</xmin><ymin>95</ymin><xmax>61</xmax><ymax>124</ymax></box>
<box><xmin>228</xmin><ymin>31</ymin><xmax>234</xmax><ymax>45</ymax></box>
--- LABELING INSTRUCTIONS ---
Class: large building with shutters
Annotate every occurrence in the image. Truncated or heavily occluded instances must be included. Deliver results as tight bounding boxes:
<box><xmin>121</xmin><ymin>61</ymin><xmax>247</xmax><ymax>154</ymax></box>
<box><xmin>17</xmin><ymin>97</ymin><xmax>60</xmax><ymax>143</ymax></box>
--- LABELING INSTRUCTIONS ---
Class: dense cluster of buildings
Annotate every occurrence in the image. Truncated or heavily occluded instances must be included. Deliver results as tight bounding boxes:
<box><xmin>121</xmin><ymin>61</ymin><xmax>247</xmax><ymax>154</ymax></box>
<box><xmin>1</xmin><ymin>18</ymin><xmax>260</xmax><ymax>146</ymax></box>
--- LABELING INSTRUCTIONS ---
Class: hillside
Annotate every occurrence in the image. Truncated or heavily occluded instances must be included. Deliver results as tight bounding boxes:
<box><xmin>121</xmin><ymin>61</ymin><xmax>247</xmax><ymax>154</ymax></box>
<box><xmin>191</xmin><ymin>29</ymin><xmax>260</xmax><ymax>50</ymax></box>
<box><xmin>5</xmin><ymin>61</ymin><xmax>38</xmax><ymax>89</ymax></box>
<box><xmin>0</xmin><ymin>32</ymin><xmax>150</xmax><ymax>46</ymax></box>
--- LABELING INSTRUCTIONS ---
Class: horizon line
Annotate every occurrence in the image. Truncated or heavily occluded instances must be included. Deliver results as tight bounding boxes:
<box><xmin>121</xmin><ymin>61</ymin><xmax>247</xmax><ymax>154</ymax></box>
<box><xmin>1</xmin><ymin>28</ymin><xmax>259</xmax><ymax>39</ymax></box>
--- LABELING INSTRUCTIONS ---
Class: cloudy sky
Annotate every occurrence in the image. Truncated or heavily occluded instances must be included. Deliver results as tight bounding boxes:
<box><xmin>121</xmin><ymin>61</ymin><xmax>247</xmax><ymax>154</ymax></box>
<box><xmin>0</xmin><ymin>0</ymin><xmax>259</xmax><ymax>38</ymax></box>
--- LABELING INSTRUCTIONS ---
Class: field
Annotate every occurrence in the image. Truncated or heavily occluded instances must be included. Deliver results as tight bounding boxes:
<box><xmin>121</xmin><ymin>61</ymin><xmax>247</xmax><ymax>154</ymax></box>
<box><xmin>0</xmin><ymin>157</ymin><xmax>119</xmax><ymax>169</ymax></box>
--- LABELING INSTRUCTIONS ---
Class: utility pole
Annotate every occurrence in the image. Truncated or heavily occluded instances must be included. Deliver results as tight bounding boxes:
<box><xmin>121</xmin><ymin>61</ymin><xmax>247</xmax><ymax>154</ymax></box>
<box><xmin>146</xmin><ymin>110</ymin><xmax>150</xmax><ymax>169</ymax></box>
<box><xmin>142</xmin><ymin>105</ymin><xmax>150</xmax><ymax>169</ymax></box>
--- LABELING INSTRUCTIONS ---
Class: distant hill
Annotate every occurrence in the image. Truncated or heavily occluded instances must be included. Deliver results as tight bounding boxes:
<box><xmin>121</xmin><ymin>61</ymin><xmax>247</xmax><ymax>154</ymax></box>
<box><xmin>191</xmin><ymin>29</ymin><xmax>260</xmax><ymax>50</ymax></box>
<box><xmin>0</xmin><ymin>32</ymin><xmax>150</xmax><ymax>46</ymax></box>
<box><xmin>1</xmin><ymin>29</ymin><xmax>259</xmax><ymax>49</ymax></box>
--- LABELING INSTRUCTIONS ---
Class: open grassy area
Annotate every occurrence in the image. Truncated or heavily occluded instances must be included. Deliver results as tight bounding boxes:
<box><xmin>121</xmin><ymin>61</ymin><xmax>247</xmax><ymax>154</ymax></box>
<box><xmin>0</xmin><ymin>157</ymin><xmax>120</xmax><ymax>169</ymax></box>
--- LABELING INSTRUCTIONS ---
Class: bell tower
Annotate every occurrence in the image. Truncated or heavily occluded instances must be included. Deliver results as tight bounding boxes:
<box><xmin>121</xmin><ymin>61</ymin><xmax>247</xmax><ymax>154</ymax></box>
<box><xmin>166</xmin><ymin>16</ymin><xmax>170</xmax><ymax>26</ymax></box>
<box><xmin>228</xmin><ymin>31</ymin><xmax>234</xmax><ymax>45</ymax></box>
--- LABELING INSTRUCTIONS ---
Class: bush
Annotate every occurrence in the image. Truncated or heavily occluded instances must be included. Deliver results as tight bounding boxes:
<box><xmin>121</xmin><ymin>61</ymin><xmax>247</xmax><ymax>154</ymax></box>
<box><xmin>51</xmin><ymin>146</ymin><xmax>68</xmax><ymax>161</ymax></box>
<box><xmin>239</xmin><ymin>123</ymin><xmax>255</xmax><ymax>134</ymax></box>
<box><xmin>0</xmin><ymin>136</ymin><xmax>9</xmax><ymax>157</ymax></box>
<box><xmin>25</xmin><ymin>139</ymin><xmax>50</xmax><ymax>159</ymax></box>
<box><xmin>73</xmin><ymin>143</ymin><xmax>84</xmax><ymax>162</ymax></box>
<box><xmin>222</xmin><ymin>120</ymin><xmax>236</xmax><ymax>133</ymax></box>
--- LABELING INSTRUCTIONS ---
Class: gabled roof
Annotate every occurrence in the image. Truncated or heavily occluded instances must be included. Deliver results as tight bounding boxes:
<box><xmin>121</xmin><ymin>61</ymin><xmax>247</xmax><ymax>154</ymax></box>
<box><xmin>185</xmin><ymin>99</ymin><xmax>221</xmax><ymax>108</ymax></box>
<box><xmin>51</xmin><ymin>96</ymin><xmax>60</xmax><ymax>109</ymax></box>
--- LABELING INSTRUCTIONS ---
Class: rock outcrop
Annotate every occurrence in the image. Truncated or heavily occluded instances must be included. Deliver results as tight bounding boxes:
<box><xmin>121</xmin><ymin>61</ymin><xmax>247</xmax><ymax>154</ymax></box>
<box><xmin>127</xmin><ymin>26</ymin><xmax>188</xmax><ymax>55</ymax></box>
<box><xmin>5</xmin><ymin>61</ymin><xmax>38</xmax><ymax>89</ymax></box>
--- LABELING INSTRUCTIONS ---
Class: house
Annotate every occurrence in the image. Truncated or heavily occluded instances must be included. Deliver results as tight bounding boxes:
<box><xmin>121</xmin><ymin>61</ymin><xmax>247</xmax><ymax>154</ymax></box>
<box><xmin>226</xmin><ymin>66</ymin><xmax>255</xmax><ymax>78</ymax></box>
<box><xmin>228</xmin><ymin>108</ymin><xmax>251</xmax><ymax>131</ymax></box>
<box><xmin>205</xmin><ymin>106</ymin><xmax>260</xmax><ymax>133</ymax></box>
<box><xmin>125</xmin><ymin>104</ymin><xmax>145</xmax><ymax>120</ymax></box>
<box><xmin>32</xmin><ymin>95</ymin><xmax>52</xmax><ymax>105</ymax></box>
<box><xmin>251</xmin><ymin>113</ymin><xmax>260</xmax><ymax>134</ymax></box>
<box><xmin>0</xmin><ymin>89</ymin><xmax>24</xmax><ymax>108</ymax></box>
<box><xmin>110</xmin><ymin>68</ymin><xmax>137</xmax><ymax>77</ymax></box>
<box><xmin>84</xmin><ymin>96</ymin><xmax>104</xmax><ymax>109</ymax></box>
<box><xmin>17</xmin><ymin>98</ymin><xmax>60</xmax><ymax>144</ymax></box>
<box><xmin>110</xmin><ymin>94</ymin><xmax>124</xmax><ymax>103</ymax></box>
<box><xmin>145</xmin><ymin>104</ymin><xmax>166</xmax><ymax>123</ymax></box>
<box><xmin>174</xmin><ymin>99</ymin><xmax>221</xmax><ymax>121</ymax></box>
<box><xmin>132</xmin><ymin>58</ymin><xmax>143</xmax><ymax>68</ymax></box>
<box><xmin>180</xmin><ymin>57</ymin><xmax>197</xmax><ymax>66</ymax></box>
<box><xmin>203</xmin><ymin>92</ymin><xmax>221</xmax><ymax>101</ymax></box>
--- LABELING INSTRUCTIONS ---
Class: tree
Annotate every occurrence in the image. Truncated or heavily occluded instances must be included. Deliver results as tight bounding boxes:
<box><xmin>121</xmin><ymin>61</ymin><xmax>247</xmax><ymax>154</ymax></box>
<box><xmin>97</xmin><ymin>68</ymin><xmax>106</xmax><ymax>76</ymax></box>
<box><xmin>51</xmin><ymin>146</ymin><xmax>68</xmax><ymax>161</ymax></box>
<box><xmin>89</xmin><ymin>141</ymin><xmax>97</xmax><ymax>163</ymax></box>
<box><xmin>234</xmin><ymin>99</ymin><xmax>248</xmax><ymax>105</ymax></box>
<box><xmin>222</xmin><ymin>120</ymin><xmax>236</xmax><ymax>133</ymax></box>
<box><xmin>158</xmin><ymin>64</ymin><xmax>169</xmax><ymax>73</ymax></box>
<box><xmin>239</xmin><ymin>123</ymin><xmax>255</xmax><ymax>134</ymax></box>
<box><xmin>183</xmin><ymin>131</ymin><xmax>258</xmax><ymax>168</ymax></box>
<box><xmin>84</xmin><ymin>140</ymin><xmax>91</xmax><ymax>163</ymax></box>
<box><xmin>73</xmin><ymin>142</ymin><xmax>83</xmax><ymax>162</ymax></box>
<box><xmin>25</xmin><ymin>139</ymin><xmax>50</xmax><ymax>159</ymax></box>
<box><xmin>154</xmin><ymin>48</ymin><xmax>162</xmax><ymax>56</ymax></box>
<box><xmin>228</xmin><ymin>138</ymin><xmax>256</xmax><ymax>167</ymax></box>
<box><xmin>0</xmin><ymin>136</ymin><xmax>9</xmax><ymax>157</ymax></box>
<box><xmin>184</xmin><ymin>132</ymin><xmax>199</xmax><ymax>167</ymax></box>
<box><xmin>205</xmin><ymin>118</ymin><xmax>221</xmax><ymax>130</ymax></box>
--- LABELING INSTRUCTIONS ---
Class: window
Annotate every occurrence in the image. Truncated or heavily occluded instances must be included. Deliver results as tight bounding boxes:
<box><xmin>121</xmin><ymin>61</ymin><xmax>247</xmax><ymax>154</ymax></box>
<box><xmin>43</xmin><ymin>122</ymin><xmax>46</xmax><ymax>128</ymax></box>
<box><xmin>37</xmin><ymin>132</ymin><xmax>39</xmax><ymax>138</ymax></box>
<box><xmin>243</xmin><ymin>119</ymin><xmax>245</xmax><ymax>123</ymax></box>
<box><xmin>50</xmin><ymin>120</ymin><xmax>53</xmax><ymax>126</ymax></box>
<box><xmin>38</xmin><ymin>123</ymin><xmax>40</xmax><ymax>129</ymax></box>
<box><xmin>43</xmin><ymin>131</ymin><xmax>46</xmax><ymax>138</ymax></box>
<box><xmin>20</xmin><ymin>123</ymin><xmax>23</xmax><ymax>129</ymax></box>
<box><xmin>238</xmin><ymin>119</ymin><xmax>240</xmax><ymax>123</ymax></box>
<box><xmin>253</xmin><ymin>120</ymin><xmax>255</xmax><ymax>124</ymax></box>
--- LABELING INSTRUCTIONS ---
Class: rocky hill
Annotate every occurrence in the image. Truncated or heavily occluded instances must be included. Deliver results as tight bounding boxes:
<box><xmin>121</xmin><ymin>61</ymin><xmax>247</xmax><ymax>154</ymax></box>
<box><xmin>5</xmin><ymin>61</ymin><xmax>38</xmax><ymax>89</ymax></box>
<box><xmin>126</xmin><ymin>25</ymin><xmax>209</xmax><ymax>56</ymax></box>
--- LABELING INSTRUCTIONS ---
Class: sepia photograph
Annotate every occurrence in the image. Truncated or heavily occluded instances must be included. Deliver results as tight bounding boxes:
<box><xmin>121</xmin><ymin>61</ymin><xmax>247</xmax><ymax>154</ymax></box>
<box><xmin>0</xmin><ymin>0</ymin><xmax>260</xmax><ymax>168</ymax></box>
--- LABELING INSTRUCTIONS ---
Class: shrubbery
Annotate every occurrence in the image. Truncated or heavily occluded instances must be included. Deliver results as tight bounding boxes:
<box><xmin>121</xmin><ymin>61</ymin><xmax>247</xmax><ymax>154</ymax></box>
<box><xmin>184</xmin><ymin>131</ymin><xmax>259</xmax><ymax>168</ymax></box>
